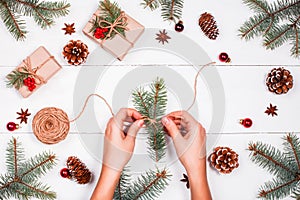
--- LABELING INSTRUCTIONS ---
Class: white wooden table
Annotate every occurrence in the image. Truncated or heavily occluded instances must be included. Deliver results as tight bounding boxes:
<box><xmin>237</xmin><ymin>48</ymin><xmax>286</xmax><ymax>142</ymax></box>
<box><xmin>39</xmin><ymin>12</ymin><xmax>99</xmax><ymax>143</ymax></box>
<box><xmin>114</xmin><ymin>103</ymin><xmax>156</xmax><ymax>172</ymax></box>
<box><xmin>0</xmin><ymin>0</ymin><xmax>299</xmax><ymax>199</ymax></box>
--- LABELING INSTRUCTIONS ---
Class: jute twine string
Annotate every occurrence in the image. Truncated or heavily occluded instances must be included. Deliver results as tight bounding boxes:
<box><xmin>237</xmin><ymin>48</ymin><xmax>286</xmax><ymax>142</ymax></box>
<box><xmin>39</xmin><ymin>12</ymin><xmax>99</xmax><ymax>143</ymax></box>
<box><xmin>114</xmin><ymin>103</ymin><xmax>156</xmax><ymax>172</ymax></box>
<box><xmin>32</xmin><ymin>62</ymin><xmax>215</xmax><ymax>144</ymax></box>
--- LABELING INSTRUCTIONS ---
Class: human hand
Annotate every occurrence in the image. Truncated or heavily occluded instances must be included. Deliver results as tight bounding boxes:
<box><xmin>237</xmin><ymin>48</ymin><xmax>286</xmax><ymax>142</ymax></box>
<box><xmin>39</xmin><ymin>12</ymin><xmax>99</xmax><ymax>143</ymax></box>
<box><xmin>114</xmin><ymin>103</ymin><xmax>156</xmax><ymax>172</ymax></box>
<box><xmin>162</xmin><ymin>111</ymin><xmax>206</xmax><ymax>173</ymax></box>
<box><xmin>103</xmin><ymin>108</ymin><xmax>144</xmax><ymax>172</ymax></box>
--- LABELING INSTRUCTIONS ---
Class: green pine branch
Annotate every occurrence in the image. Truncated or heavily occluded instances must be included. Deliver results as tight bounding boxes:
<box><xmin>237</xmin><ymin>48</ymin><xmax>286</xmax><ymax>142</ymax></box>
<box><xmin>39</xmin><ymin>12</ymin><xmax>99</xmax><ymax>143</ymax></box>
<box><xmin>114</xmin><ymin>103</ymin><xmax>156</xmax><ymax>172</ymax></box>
<box><xmin>114</xmin><ymin>168</ymin><xmax>131</xmax><ymax>200</ymax></box>
<box><xmin>132</xmin><ymin>78</ymin><xmax>167</xmax><ymax>162</ymax></box>
<box><xmin>0</xmin><ymin>137</ymin><xmax>57</xmax><ymax>200</ymax></box>
<box><xmin>114</xmin><ymin>168</ymin><xmax>171</xmax><ymax>200</ymax></box>
<box><xmin>239</xmin><ymin>0</ymin><xmax>300</xmax><ymax>58</ymax></box>
<box><xmin>6</xmin><ymin>67</ymin><xmax>30</xmax><ymax>89</ymax></box>
<box><xmin>161</xmin><ymin>0</ymin><xmax>183</xmax><ymax>21</ymax></box>
<box><xmin>248</xmin><ymin>133</ymin><xmax>300</xmax><ymax>199</ymax></box>
<box><xmin>141</xmin><ymin>0</ymin><xmax>161</xmax><ymax>10</ymax></box>
<box><xmin>0</xmin><ymin>0</ymin><xmax>70</xmax><ymax>40</ymax></box>
<box><xmin>140</xmin><ymin>0</ymin><xmax>183</xmax><ymax>23</ymax></box>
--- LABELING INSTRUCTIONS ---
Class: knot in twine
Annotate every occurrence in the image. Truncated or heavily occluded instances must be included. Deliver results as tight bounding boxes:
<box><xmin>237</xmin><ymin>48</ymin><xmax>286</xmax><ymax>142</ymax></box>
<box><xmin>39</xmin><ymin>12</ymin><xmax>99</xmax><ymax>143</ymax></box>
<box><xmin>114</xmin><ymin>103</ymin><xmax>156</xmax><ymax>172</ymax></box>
<box><xmin>99</xmin><ymin>11</ymin><xmax>128</xmax><ymax>40</ymax></box>
<box><xmin>32</xmin><ymin>107</ymin><xmax>70</xmax><ymax>144</ymax></box>
<box><xmin>18</xmin><ymin>56</ymin><xmax>53</xmax><ymax>85</ymax></box>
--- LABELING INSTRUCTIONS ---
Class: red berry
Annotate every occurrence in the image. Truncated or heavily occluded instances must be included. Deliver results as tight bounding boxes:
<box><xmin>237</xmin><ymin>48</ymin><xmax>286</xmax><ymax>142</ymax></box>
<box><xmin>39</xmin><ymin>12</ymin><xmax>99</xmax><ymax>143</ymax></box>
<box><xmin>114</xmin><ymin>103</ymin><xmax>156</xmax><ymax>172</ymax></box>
<box><xmin>175</xmin><ymin>21</ymin><xmax>184</xmax><ymax>32</ymax></box>
<box><xmin>102</xmin><ymin>28</ymin><xmax>109</xmax><ymax>32</ymax></box>
<box><xmin>31</xmin><ymin>78</ymin><xmax>35</xmax><ymax>84</ymax></box>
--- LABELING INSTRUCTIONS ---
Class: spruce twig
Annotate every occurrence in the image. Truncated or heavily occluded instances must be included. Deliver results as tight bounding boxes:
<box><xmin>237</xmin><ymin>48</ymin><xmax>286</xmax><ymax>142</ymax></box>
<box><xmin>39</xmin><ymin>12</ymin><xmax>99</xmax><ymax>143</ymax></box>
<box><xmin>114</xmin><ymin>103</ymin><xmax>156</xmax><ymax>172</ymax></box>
<box><xmin>132</xmin><ymin>78</ymin><xmax>167</xmax><ymax>162</ymax></box>
<box><xmin>0</xmin><ymin>138</ymin><xmax>57</xmax><ymax>200</ymax></box>
<box><xmin>239</xmin><ymin>0</ymin><xmax>300</xmax><ymax>58</ymax></box>
<box><xmin>0</xmin><ymin>0</ymin><xmax>70</xmax><ymax>40</ymax></box>
<box><xmin>248</xmin><ymin>133</ymin><xmax>300</xmax><ymax>199</ymax></box>
<box><xmin>140</xmin><ymin>0</ymin><xmax>184</xmax><ymax>23</ymax></box>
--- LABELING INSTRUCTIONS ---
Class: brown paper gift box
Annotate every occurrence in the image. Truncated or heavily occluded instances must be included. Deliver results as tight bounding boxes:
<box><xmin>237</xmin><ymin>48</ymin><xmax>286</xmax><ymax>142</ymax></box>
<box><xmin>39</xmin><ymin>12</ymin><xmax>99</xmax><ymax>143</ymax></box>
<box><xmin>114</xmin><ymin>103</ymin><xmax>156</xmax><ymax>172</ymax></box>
<box><xmin>83</xmin><ymin>9</ymin><xmax>144</xmax><ymax>60</ymax></box>
<box><xmin>9</xmin><ymin>46</ymin><xmax>62</xmax><ymax>98</ymax></box>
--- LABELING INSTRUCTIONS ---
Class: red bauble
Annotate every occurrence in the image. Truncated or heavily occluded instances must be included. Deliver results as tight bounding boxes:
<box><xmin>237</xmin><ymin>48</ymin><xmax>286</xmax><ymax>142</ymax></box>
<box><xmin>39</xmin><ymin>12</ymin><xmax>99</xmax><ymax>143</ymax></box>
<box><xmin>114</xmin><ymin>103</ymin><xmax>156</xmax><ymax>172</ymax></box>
<box><xmin>175</xmin><ymin>21</ymin><xmax>184</xmax><ymax>32</ymax></box>
<box><xmin>60</xmin><ymin>168</ymin><xmax>71</xmax><ymax>178</ymax></box>
<box><xmin>7</xmin><ymin>122</ymin><xmax>19</xmax><ymax>131</ymax></box>
<box><xmin>219</xmin><ymin>52</ymin><xmax>231</xmax><ymax>63</ymax></box>
<box><xmin>240</xmin><ymin>118</ymin><xmax>252</xmax><ymax>128</ymax></box>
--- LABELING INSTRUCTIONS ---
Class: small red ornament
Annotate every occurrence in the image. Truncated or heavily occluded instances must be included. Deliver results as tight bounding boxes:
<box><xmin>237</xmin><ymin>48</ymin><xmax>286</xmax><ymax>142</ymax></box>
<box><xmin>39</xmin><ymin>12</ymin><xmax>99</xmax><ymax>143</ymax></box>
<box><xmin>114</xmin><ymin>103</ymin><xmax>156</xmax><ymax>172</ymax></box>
<box><xmin>175</xmin><ymin>21</ymin><xmax>184</xmax><ymax>32</ymax></box>
<box><xmin>219</xmin><ymin>52</ymin><xmax>231</xmax><ymax>63</ymax></box>
<box><xmin>7</xmin><ymin>122</ymin><xmax>19</xmax><ymax>131</ymax></box>
<box><xmin>60</xmin><ymin>168</ymin><xmax>71</xmax><ymax>179</ymax></box>
<box><xmin>240</xmin><ymin>118</ymin><xmax>252</xmax><ymax>128</ymax></box>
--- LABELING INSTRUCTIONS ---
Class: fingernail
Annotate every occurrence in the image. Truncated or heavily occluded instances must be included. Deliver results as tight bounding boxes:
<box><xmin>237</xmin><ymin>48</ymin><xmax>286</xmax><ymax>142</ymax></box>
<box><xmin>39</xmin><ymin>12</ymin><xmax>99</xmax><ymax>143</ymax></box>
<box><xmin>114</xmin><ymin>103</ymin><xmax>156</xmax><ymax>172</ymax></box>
<box><xmin>162</xmin><ymin>117</ymin><xmax>169</xmax><ymax>125</ymax></box>
<box><xmin>137</xmin><ymin>120</ymin><xmax>144</xmax><ymax>127</ymax></box>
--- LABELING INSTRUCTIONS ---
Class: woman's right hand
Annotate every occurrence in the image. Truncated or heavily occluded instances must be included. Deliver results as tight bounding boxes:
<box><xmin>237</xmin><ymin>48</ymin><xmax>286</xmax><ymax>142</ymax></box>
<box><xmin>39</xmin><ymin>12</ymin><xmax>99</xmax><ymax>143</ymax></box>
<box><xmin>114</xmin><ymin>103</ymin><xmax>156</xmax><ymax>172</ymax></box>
<box><xmin>162</xmin><ymin>111</ymin><xmax>206</xmax><ymax>172</ymax></box>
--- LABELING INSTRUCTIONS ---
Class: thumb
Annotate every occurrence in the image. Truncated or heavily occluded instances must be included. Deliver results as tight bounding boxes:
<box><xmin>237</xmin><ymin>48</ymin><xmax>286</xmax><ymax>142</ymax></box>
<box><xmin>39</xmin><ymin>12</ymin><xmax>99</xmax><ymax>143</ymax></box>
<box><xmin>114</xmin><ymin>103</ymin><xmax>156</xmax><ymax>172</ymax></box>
<box><xmin>126</xmin><ymin>120</ymin><xmax>144</xmax><ymax>142</ymax></box>
<box><xmin>162</xmin><ymin>117</ymin><xmax>180</xmax><ymax>139</ymax></box>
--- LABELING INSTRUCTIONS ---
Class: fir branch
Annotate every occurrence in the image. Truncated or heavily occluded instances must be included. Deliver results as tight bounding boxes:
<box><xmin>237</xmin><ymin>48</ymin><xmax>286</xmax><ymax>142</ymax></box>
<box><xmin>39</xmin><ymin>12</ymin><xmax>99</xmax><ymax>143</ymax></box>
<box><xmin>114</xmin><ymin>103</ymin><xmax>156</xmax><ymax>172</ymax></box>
<box><xmin>248</xmin><ymin>142</ymin><xmax>296</xmax><ymax>176</ymax></box>
<box><xmin>125</xmin><ymin>168</ymin><xmax>171</xmax><ymax>200</ymax></box>
<box><xmin>20</xmin><ymin>153</ymin><xmax>56</xmax><ymax>180</ymax></box>
<box><xmin>133</xmin><ymin>78</ymin><xmax>167</xmax><ymax>162</ymax></box>
<box><xmin>19</xmin><ymin>181</ymin><xmax>56</xmax><ymax>199</ymax></box>
<box><xmin>141</xmin><ymin>0</ymin><xmax>160</xmax><ymax>10</ymax></box>
<box><xmin>0</xmin><ymin>0</ymin><xmax>27</xmax><ymax>40</ymax></box>
<box><xmin>249</xmin><ymin>133</ymin><xmax>300</xmax><ymax>199</ymax></box>
<box><xmin>6</xmin><ymin>67</ymin><xmax>30</xmax><ymax>89</ymax></box>
<box><xmin>239</xmin><ymin>0</ymin><xmax>300</xmax><ymax>58</ymax></box>
<box><xmin>0</xmin><ymin>0</ymin><xmax>69</xmax><ymax>40</ymax></box>
<box><xmin>0</xmin><ymin>138</ymin><xmax>57</xmax><ymax>200</ymax></box>
<box><xmin>284</xmin><ymin>134</ymin><xmax>300</xmax><ymax>171</ymax></box>
<box><xmin>161</xmin><ymin>0</ymin><xmax>183</xmax><ymax>21</ymax></box>
<box><xmin>113</xmin><ymin>168</ymin><xmax>131</xmax><ymax>200</ymax></box>
<box><xmin>259</xmin><ymin>177</ymin><xmax>300</xmax><ymax>199</ymax></box>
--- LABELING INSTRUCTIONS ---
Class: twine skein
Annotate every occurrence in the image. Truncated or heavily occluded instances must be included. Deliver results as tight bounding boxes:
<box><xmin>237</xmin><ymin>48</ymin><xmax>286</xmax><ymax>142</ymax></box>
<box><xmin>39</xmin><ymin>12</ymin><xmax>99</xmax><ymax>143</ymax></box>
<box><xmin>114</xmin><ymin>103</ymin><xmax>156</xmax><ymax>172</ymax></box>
<box><xmin>32</xmin><ymin>63</ymin><xmax>215</xmax><ymax>144</ymax></box>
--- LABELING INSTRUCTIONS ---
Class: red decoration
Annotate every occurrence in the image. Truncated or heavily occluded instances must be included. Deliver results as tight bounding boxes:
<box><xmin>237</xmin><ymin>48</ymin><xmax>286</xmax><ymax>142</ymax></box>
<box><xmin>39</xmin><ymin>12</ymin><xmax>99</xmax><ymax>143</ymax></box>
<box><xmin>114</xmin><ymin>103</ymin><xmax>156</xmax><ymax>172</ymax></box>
<box><xmin>23</xmin><ymin>77</ymin><xmax>36</xmax><ymax>91</ymax></box>
<box><xmin>7</xmin><ymin>122</ymin><xmax>19</xmax><ymax>131</ymax></box>
<box><xmin>175</xmin><ymin>21</ymin><xmax>184</xmax><ymax>32</ymax></box>
<box><xmin>240</xmin><ymin>118</ymin><xmax>252</xmax><ymax>128</ymax></box>
<box><xmin>60</xmin><ymin>168</ymin><xmax>71</xmax><ymax>179</ymax></box>
<box><xmin>219</xmin><ymin>52</ymin><xmax>231</xmax><ymax>63</ymax></box>
<box><xmin>94</xmin><ymin>27</ymin><xmax>109</xmax><ymax>39</ymax></box>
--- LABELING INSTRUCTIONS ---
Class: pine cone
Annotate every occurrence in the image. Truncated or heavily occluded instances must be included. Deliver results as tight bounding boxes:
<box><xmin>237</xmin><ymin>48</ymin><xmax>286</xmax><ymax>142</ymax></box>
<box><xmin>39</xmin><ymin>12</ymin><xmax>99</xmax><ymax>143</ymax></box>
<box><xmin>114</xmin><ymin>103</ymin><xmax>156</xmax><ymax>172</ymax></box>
<box><xmin>63</xmin><ymin>40</ymin><xmax>89</xmax><ymax>66</ymax></box>
<box><xmin>266</xmin><ymin>67</ymin><xmax>293</xmax><ymax>95</ymax></box>
<box><xmin>210</xmin><ymin>147</ymin><xmax>239</xmax><ymax>174</ymax></box>
<box><xmin>198</xmin><ymin>12</ymin><xmax>219</xmax><ymax>40</ymax></box>
<box><xmin>67</xmin><ymin>156</ymin><xmax>92</xmax><ymax>184</ymax></box>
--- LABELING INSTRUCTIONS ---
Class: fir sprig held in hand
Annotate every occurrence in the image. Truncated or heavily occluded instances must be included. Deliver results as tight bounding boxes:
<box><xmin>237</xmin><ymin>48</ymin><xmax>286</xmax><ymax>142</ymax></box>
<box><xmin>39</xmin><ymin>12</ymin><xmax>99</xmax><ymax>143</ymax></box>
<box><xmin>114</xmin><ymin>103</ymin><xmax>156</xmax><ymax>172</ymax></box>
<box><xmin>0</xmin><ymin>137</ymin><xmax>57</xmax><ymax>200</ymax></box>
<box><xmin>239</xmin><ymin>0</ymin><xmax>300</xmax><ymax>58</ymax></box>
<box><xmin>132</xmin><ymin>78</ymin><xmax>168</xmax><ymax>162</ymax></box>
<box><xmin>248</xmin><ymin>133</ymin><xmax>300</xmax><ymax>199</ymax></box>
<box><xmin>0</xmin><ymin>0</ymin><xmax>70</xmax><ymax>41</ymax></box>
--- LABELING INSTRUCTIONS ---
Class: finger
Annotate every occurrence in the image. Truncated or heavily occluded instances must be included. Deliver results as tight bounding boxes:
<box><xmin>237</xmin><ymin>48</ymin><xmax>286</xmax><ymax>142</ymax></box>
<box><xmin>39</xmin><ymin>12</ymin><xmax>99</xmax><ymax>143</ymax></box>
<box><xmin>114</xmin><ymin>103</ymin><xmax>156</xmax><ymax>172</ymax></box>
<box><xmin>162</xmin><ymin>117</ymin><xmax>181</xmax><ymax>139</ymax></box>
<box><xmin>115</xmin><ymin>108</ymin><xmax>142</xmax><ymax>126</ymax></box>
<box><xmin>168</xmin><ymin>111</ymin><xmax>198</xmax><ymax>131</ymax></box>
<box><xmin>126</xmin><ymin>120</ymin><xmax>144</xmax><ymax>142</ymax></box>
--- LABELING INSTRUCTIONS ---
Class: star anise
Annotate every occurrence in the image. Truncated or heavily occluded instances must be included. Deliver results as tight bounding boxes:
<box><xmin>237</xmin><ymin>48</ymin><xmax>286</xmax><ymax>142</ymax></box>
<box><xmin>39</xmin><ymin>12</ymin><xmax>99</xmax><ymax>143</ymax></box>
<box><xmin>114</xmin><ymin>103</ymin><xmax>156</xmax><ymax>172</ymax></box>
<box><xmin>17</xmin><ymin>108</ymin><xmax>31</xmax><ymax>124</ymax></box>
<box><xmin>180</xmin><ymin>173</ymin><xmax>190</xmax><ymax>189</ymax></box>
<box><xmin>62</xmin><ymin>23</ymin><xmax>75</xmax><ymax>35</ymax></box>
<box><xmin>156</xmin><ymin>29</ymin><xmax>171</xmax><ymax>45</ymax></box>
<box><xmin>265</xmin><ymin>103</ymin><xmax>278</xmax><ymax>117</ymax></box>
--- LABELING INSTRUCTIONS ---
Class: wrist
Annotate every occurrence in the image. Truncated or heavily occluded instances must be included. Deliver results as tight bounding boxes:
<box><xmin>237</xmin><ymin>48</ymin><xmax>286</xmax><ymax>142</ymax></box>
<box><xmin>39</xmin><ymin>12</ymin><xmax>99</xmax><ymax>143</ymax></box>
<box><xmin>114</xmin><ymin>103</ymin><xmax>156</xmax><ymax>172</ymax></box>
<box><xmin>185</xmin><ymin>157</ymin><xmax>207</xmax><ymax>178</ymax></box>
